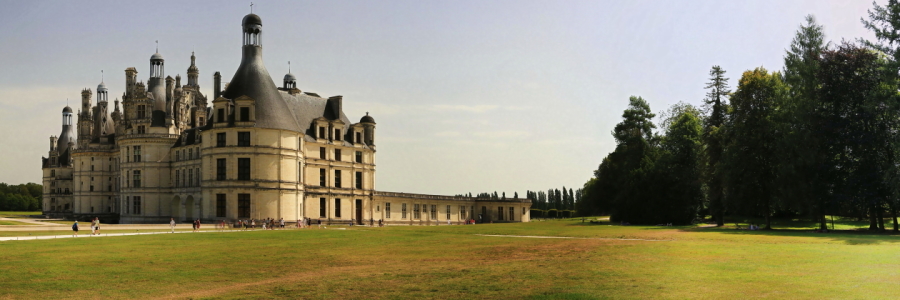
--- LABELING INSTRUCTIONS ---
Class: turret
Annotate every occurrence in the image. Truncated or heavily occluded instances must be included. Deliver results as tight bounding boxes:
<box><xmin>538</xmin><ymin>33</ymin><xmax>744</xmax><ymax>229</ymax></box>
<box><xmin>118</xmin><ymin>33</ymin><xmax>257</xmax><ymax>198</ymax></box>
<box><xmin>187</xmin><ymin>52</ymin><xmax>199</xmax><ymax>87</ymax></box>
<box><xmin>283</xmin><ymin>61</ymin><xmax>297</xmax><ymax>89</ymax></box>
<box><xmin>59</xmin><ymin>105</ymin><xmax>77</xmax><ymax>158</ymax></box>
<box><xmin>125</xmin><ymin>67</ymin><xmax>137</xmax><ymax>98</ymax></box>
<box><xmin>361</xmin><ymin>112</ymin><xmax>376</xmax><ymax>146</ymax></box>
<box><xmin>148</xmin><ymin>51</ymin><xmax>167</xmax><ymax>111</ymax></box>
<box><xmin>80</xmin><ymin>88</ymin><xmax>92</xmax><ymax>117</ymax></box>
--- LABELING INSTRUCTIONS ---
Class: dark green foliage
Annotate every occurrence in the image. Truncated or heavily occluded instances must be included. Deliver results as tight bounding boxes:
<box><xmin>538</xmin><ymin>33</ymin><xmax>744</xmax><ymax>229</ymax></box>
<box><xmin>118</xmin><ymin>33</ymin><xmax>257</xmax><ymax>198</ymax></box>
<box><xmin>0</xmin><ymin>182</ymin><xmax>42</xmax><ymax>211</ymax></box>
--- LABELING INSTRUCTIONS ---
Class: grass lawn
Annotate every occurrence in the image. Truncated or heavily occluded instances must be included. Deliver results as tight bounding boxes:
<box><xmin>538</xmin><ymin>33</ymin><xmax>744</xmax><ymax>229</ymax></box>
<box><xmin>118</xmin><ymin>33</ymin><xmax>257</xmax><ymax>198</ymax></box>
<box><xmin>0</xmin><ymin>220</ymin><xmax>36</xmax><ymax>226</ymax></box>
<box><xmin>2</xmin><ymin>220</ymin><xmax>900</xmax><ymax>299</ymax></box>
<box><xmin>0</xmin><ymin>211</ymin><xmax>42</xmax><ymax>218</ymax></box>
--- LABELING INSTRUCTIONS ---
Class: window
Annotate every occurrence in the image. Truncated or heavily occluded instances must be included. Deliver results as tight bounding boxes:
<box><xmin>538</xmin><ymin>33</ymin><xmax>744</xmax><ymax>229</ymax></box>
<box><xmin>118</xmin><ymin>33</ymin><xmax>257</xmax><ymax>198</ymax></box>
<box><xmin>355</xmin><ymin>172</ymin><xmax>362</xmax><ymax>189</ymax></box>
<box><xmin>51</xmin><ymin>170</ymin><xmax>55</xmax><ymax>177</ymax></box>
<box><xmin>355</xmin><ymin>151</ymin><xmax>362</xmax><ymax>163</ymax></box>
<box><xmin>447</xmin><ymin>205</ymin><xmax>451</xmax><ymax>220</ymax></box>
<box><xmin>216</xmin><ymin>194</ymin><xmax>226</xmax><ymax>218</ymax></box>
<box><xmin>335</xmin><ymin>199</ymin><xmax>341</xmax><ymax>218</ymax></box>
<box><xmin>402</xmin><ymin>203</ymin><xmax>407</xmax><ymax>219</ymax></box>
<box><xmin>335</xmin><ymin>129</ymin><xmax>341</xmax><ymax>141</ymax></box>
<box><xmin>238</xmin><ymin>158</ymin><xmax>250</xmax><ymax>180</ymax></box>
<box><xmin>217</xmin><ymin>132</ymin><xmax>226</xmax><ymax>147</ymax></box>
<box><xmin>196</xmin><ymin>168</ymin><xmax>200</xmax><ymax>186</ymax></box>
<box><xmin>334</xmin><ymin>170</ymin><xmax>341</xmax><ymax>188</ymax></box>
<box><xmin>431</xmin><ymin>205</ymin><xmax>437</xmax><ymax>219</ymax></box>
<box><xmin>137</xmin><ymin>125</ymin><xmax>145</xmax><ymax>134</ymax></box>
<box><xmin>188</xmin><ymin>169</ymin><xmax>193</xmax><ymax>187</ymax></box>
<box><xmin>319</xmin><ymin>198</ymin><xmax>326</xmax><ymax>217</ymax></box>
<box><xmin>318</xmin><ymin>126</ymin><xmax>325</xmax><ymax>139</ymax></box>
<box><xmin>133</xmin><ymin>146</ymin><xmax>142</xmax><ymax>162</ymax></box>
<box><xmin>523</xmin><ymin>207</ymin><xmax>526</xmax><ymax>215</ymax></box>
<box><xmin>91</xmin><ymin>165</ymin><xmax>94</xmax><ymax>171</ymax></box>
<box><xmin>176</xmin><ymin>151</ymin><xmax>180</xmax><ymax>161</ymax></box>
<box><xmin>90</xmin><ymin>185</ymin><xmax>94</xmax><ymax>192</ymax></box>
<box><xmin>414</xmin><ymin>204</ymin><xmax>420</xmax><ymax>219</ymax></box>
<box><xmin>238</xmin><ymin>132</ymin><xmax>250</xmax><ymax>146</ymax></box>
<box><xmin>386</xmin><ymin>203</ymin><xmax>391</xmax><ymax>219</ymax></box>
<box><xmin>199</xmin><ymin>117</ymin><xmax>205</xmax><ymax>126</ymax></box>
<box><xmin>320</xmin><ymin>147</ymin><xmax>326</xmax><ymax>159</ymax></box>
<box><xmin>217</xmin><ymin>108</ymin><xmax>225</xmax><ymax>123</ymax></box>
<box><xmin>509</xmin><ymin>207</ymin><xmax>515</xmax><ymax>221</ymax></box>
<box><xmin>126</xmin><ymin>147</ymin><xmax>130</xmax><ymax>162</ymax></box>
<box><xmin>498</xmin><ymin>207</ymin><xmax>504</xmax><ymax>221</ymax></box>
<box><xmin>319</xmin><ymin>169</ymin><xmax>326</xmax><ymax>186</ymax></box>
<box><xmin>182</xmin><ymin>169</ymin><xmax>186</xmax><ymax>187</ymax></box>
<box><xmin>188</xmin><ymin>148</ymin><xmax>193</xmax><ymax>160</ymax></box>
<box><xmin>334</xmin><ymin>149</ymin><xmax>341</xmax><ymax>161</ymax></box>
<box><xmin>355</xmin><ymin>132</ymin><xmax>361</xmax><ymax>144</ymax></box>
<box><xmin>238</xmin><ymin>194</ymin><xmax>251</xmax><ymax>218</ymax></box>
<box><xmin>175</xmin><ymin>170</ymin><xmax>180</xmax><ymax>187</ymax></box>
<box><xmin>461</xmin><ymin>205</ymin><xmax>467</xmax><ymax>219</ymax></box>
<box><xmin>137</xmin><ymin>105</ymin><xmax>146</xmax><ymax>119</ymax></box>
<box><xmin>240</xmin><ymin>107</ymin><xmax>250</xmax><ymax>121</ymax></box>
<box><xmin>216</xmin><ymin>158</ymin><xmax>226</xmax><ymax>180</ymax></box>
<box><xmin>133</xmin><ymin>196</ymin><xmax>142</xmax><ymax>215</ymax></box>
<box><xmin>133</xmin><ymin>170</ymin><xmax>141</xmax><ymax>188</ymax></box>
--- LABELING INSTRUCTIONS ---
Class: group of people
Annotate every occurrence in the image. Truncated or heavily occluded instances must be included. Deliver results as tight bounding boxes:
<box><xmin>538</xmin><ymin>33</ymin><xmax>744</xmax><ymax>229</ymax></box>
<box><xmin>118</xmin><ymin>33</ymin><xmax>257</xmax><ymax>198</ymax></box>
<box><xmin>296</xmin><ymin>217</ymin><xmax>323</xmax><ymax>229</ymax></box>
<box><xmin>235</xmin><ymin>218</ymin><xmax>288</xmax><ymax>230</ymax></box>
<box><xmin>70</xmin><ymin>217</ymin><xmax>101</xmax><ymax>237</ymax></box>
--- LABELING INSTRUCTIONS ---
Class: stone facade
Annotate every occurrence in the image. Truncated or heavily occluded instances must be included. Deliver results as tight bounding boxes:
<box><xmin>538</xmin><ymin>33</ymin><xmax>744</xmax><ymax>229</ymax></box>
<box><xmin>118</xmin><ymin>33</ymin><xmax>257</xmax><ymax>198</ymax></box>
<box><xmin>40</xmin><ymin>13</ymin><xmax>531</xmax><ymax>224</ymax></box>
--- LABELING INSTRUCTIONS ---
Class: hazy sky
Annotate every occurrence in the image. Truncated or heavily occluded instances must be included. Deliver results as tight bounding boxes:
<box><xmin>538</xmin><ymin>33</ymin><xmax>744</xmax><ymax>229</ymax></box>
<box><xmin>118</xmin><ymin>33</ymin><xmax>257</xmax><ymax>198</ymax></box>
<box><xmin>0</xmin><ymin>0</ymin><xmax>883</xmax><ymax>195</ymax></box>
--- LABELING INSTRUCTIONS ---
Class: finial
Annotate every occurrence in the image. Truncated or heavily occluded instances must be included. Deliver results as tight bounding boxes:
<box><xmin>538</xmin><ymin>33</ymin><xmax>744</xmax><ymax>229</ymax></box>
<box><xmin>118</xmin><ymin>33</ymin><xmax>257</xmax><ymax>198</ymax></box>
<box><xmin>101</xmin><ymin>70</ymin><xmax>104</xmax><ymax>83</ymax></box>
<box><xmin>155</xmin><ymin>40</ymin><xmax>159</xmax><ymax>53</ymax></box>
<box><xmin>366</xmin><ymin>112</ymin><xmax>369</xmax><ymax>116</ymax></box>
<box><xmin>288</xmin><ymin>61</ymin><xmax>291</xmax><ymax>73</ymax></box>
<box><xmin>250</xmin><ymin>2</ymin><xmax>254</xmax><ymax>13</ymax></box>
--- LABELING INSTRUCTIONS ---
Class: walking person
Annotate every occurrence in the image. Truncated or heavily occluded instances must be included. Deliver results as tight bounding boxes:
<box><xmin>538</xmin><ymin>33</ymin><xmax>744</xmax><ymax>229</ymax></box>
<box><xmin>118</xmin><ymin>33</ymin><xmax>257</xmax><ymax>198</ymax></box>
<box><xmin>280</xmin><ymin>218</ymin><xmax>285</xmax><ymax>229</ymax></box>
<box><xmin>170</xmin><ymin>218</ymin><xmax>176</xmax><ymax>233</ymax></box>
<box><xmin>196</xmin><ymin>219</ymin><xmax>201</xmax><ymax>231</ymax></box>
<box><xmin>72</xmin><ymin>221</ymin><xmax>79</xmax><ymax>237</ymax></box>
<box><xmin>251</xmin><ymin>219</ymin><xmax>256</xmax><ymax>229</ymax></box>
<box><xmin>95</xmin><ymin>218</ymin><xmax>101</xmax><ymax>235</ymax></box>
<box><xmin>90</xmin><ymin>218</ymin><xmax>97</xmax><ymax>235</ymax></box>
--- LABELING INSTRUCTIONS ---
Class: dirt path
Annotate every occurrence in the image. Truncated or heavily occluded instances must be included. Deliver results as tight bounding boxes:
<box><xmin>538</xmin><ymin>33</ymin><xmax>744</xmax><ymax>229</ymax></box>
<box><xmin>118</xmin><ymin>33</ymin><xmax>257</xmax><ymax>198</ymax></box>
<box><xmin>0</xmin><ymin>217</ymin><xmax>62</xmax><ymax>226</ymax></box>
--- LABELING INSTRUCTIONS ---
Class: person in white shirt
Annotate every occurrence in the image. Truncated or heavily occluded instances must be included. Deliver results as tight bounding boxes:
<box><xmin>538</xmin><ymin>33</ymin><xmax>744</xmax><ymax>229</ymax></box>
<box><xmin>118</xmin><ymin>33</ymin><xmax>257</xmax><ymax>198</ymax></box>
<box><xmin>170</xmin><ymin>218</ymin><xmax>176</xmax><ymax>233</ymax></box>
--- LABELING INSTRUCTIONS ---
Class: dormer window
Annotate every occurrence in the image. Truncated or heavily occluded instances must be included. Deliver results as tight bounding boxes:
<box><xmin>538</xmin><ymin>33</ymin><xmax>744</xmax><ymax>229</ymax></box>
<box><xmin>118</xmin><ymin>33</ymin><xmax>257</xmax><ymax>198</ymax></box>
<box><xmin>355</xmin><ymin>132</ymin><xmax>361</xmax><ymax>144</ymax></box>
<box><xmin>318</xmin><ymin>127</ymin><xmax>325</xmax><ymax>139</ymax></box>
<box><xmin>137</xmin><ymin>105</ymin><xmax>146</xmax><ymax>119</ymax></box>
<box><xmin>217</xmin><ymin>108</ymin><xmax>225</xmax><ymax>123</ymax></box>
<box><xmin>240</xmin><ymin>107</ymin><xmax>250</xmax><ymax>122</ymax></box>
<box><xmin>335</xmin><ymin>129</ymin><xmax>341</xmax><ymax>141</ymax></box>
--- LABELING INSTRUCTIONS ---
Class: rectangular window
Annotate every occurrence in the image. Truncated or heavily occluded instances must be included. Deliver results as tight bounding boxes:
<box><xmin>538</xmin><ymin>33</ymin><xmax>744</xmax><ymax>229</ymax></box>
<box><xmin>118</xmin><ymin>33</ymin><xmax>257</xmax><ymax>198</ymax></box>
<box><xmin>509</xmin><ymin>207</ymin><xmax>515</xmax><ymax>221</ymax></box>
<box><xmin>431</xmin><ymin>205</ymin><xmax>437</xmax><ymax>219</ymax></box>
<box><xmin>335</xmin><ymin>149</ymin><xmax>341</xmax><ymax>161</ymax></box>
<box><xmin>498</xmin><ymin>207</ymin><xmax>504</xmax><ymax>221</ymax></box>
<box><xmin>133</xmin><ymin>146</ymin><xmax>142</xmax><ymax>162</ymax></box>
<box><xmin>137</xmin><ymin>105</ymin><xmax>146</xmax><ymax>119</ymax></box>
<box><xmin>138</xmin><ymin>125</ymin><xmax>146</xmax><ymax>134</ymax></box>
<box><xmin>335</xmin><ymin>129</ymin><xmax>342</xmax><ymax>141</ymax></box>
<box><xmin>414</xmin><ymin>204</ymin><xmax>420</xmax><ymax>219</ymax></box>
<box><xmin>461</xmin><ymin>205</ymin><xmax>466</xmax><ymax>219</ymax></box>
<box><xmin>318</xmin><ymin>126</ymin><xmax>325</xmax><ymax>139</ymax></box>
<box><xmin>240</xmin><ymin>107</ymin><xmax>250</xmax><ymax>122</ymax></box>
<box><xmin>386</xmin><ymin>202</ymin><xmax>391</xmax><ymax>219</ymax></box>
<box><xmin>238</xmin><ymin>158</ymin><xmax>251</xmax><ymax>180</ymax></box>
<box><xmin>238</xmin><ymin>194</ymin><xmax>250</xmax><ymax>218</ymax></box>
<box><xmin>335</xmin><ymin>199</ymin><xmax>342</xmax><ymax>218</ymax></box>
<box><xmin>176</xmin><ymin>151</ymin><xmax>180</xmax><ymax>162</ymax></box>
<box><xmin>355</xmin><ymin>171</ymin><xmax>362</xmax><ymax>189</ymax></box>
<box><xmin>238</xmin><ymin>132</ymin><xmax>250</xmax><ymax>147</ymax></box>
<box><xmin>217</xmin><ymin>132</ymin><xmax>226</xmax><ymax>147</ymax></box>
<box><xmin>175</xmin><ymin>170</ymin><xmax>180</xmax><ymax>187</ymax></box>
<box><xmin>319</xmin><ymin>198</ymin><xmax>326</xmax><ymax>218</ymax></box>
<box><xmin>196</xmin><ymin>168</ymin><xmax>200</xmax><ymax>186</ymax></box>
<box><xmin>90</xmin><ymin>185</ymin><xmax>94</xmax><ymax>192</ymax></box>
<box><xmin>216</xmin><ymin>194</ymin><xmax>226</xmax><ymax>218</ymax></box>
<box><xmin>217</xmin><ymin>108</ymin><xmax>225</xmax><ymax>123</ymax></box>
<box><xmin>319</xmin><ymin>169</ymin><xmax>326</xmax><ymax>186</ymax></box>
<box><xmin>217</xmin><ymin>158</ymin><xmax>227</xmax><ymax>180</ymax></box>
<box><xmin>355</xmin><ymin>151</ymin><xmax>362</xmax><ymax>163</ymax></box>
<box><xmin>402</xmin><ymin>203</ymin><xmax>407</xmax><ymax>219</ymax></box>
<box><xmin>355</xmin><ymin>132</ymin><xmax>361</xmax><ymax>144</ymax></box>
<box><xmin>133</xmin><ymin>170</ymin><xmax>141</xmax><ymax>188</ymax></box>
<box><xmin>334</xmin><ymin>170</ymin><xmax>341</xmax><ymax>188</ymax></box>
<box><xmin>188</xmin><ymin>148</ymin><xmax>192</xmax><ymax>160</ymax></box>
<box><xmin>320</xmin><ymin>147</ymin><xmax>326</xmax><ymax>159</ymax></box>
<box><xmin>188</xmin><ymin>169</ymin><xmax>193</xmax><ymax>187</ymax></box>
<box><xmin>133</xmin><ymin>196</ymin><xmax>142</xmax><ymax>215</ymax></box>
<box><xmin>447</xmin><ymin>205</ymin><xmax>451</xmax><ymax>220</ymax></box>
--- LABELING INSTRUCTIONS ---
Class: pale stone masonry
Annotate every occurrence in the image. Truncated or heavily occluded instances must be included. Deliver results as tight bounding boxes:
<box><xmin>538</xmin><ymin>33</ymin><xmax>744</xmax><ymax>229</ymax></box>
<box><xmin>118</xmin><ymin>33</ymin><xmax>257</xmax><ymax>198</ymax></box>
<box><xmin>41</xmin><ymin>13</ymin><xmax>531</xmax><ymax>224</ymax></box>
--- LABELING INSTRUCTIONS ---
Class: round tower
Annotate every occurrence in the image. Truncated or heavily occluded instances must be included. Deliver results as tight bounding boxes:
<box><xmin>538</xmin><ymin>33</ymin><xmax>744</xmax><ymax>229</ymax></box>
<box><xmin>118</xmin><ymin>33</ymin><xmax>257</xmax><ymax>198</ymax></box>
<box><xmin>187</xmin><ymin>52</ymin><xmax>199</xmax><ymax>86</ymax></box>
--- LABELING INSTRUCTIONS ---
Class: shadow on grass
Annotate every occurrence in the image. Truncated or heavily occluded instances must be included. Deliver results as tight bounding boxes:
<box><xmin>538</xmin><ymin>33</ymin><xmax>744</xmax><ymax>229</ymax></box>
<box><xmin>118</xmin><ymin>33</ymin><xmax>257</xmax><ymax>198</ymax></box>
<box><xmin>680</xmin><ymin>225</ymin><xmax>900</xmax><ymax>245</ymax></box>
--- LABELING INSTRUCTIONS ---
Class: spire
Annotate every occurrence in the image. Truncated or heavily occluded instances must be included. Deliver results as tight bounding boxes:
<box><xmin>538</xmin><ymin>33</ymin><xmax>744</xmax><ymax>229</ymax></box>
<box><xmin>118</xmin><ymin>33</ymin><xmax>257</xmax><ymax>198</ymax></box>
<box><xmin>250</xmin><ymin>2</ymin><xmax>254</xmax><ymax>13</ymax></box>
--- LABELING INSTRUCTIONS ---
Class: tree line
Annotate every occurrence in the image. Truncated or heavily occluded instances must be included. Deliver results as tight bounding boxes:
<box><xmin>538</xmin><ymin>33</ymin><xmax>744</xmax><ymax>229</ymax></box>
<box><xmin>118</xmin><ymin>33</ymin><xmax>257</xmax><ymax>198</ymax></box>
<box><xmin>0</xmin><ymin>183</ymin><xmax>42</xmax><ymax>211</ymax></box>
<box><xmin>578</xmin><ymin>2</ymin><xmax>900</xmax><ymax>230</ymax></box>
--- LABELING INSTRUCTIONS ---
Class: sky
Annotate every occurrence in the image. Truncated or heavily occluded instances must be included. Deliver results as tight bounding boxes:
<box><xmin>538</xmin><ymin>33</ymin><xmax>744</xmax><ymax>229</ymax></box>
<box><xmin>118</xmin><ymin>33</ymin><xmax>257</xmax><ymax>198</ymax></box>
<box><xmin>0</xmin><ymin>0</ymin><xmax>883</xmax><ymax>196</ymax></box>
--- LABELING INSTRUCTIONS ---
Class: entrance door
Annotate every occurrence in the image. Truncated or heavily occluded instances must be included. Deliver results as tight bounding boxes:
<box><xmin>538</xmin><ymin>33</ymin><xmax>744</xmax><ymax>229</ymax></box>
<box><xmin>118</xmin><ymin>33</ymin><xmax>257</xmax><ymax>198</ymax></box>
<box><xmin>355</xmin><ymin>199</ymin><xmax>363</xmax><ymax>225</ymax></box>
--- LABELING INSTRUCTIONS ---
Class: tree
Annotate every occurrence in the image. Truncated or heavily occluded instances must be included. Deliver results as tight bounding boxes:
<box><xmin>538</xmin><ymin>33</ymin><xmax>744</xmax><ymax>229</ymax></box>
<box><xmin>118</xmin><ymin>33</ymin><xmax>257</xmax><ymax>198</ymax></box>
<box><xmin>702</xmin><ymin>66</ymin><xmax>731</xmax><ymax>226</ymax></box>
<box><xmin>724</xmin><ymin>67</ymin><xmax>786</xmax><ymax>229</ymax></box>
<box><xmin>656</xmin><ymin>106</ymin><xmax>704</xmax><ymax>224</ymax></box>
<box><xmin>781</xmin><ymin>15</ymin><xmax>829</xmax><ymax>229</ymax></box>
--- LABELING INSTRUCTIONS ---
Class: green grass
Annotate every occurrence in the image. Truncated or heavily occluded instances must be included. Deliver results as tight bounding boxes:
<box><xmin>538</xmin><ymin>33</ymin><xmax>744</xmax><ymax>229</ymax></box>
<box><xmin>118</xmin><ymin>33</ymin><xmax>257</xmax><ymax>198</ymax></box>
<box><xmin>2</xmin><ymin>220</ymin><xmax>900</xmax><ymax>299</ymax></box>
<box><xmin>0</xmin><ymin>211</ymin><xmax>42</xmax><ymax>218</ymax></box>
<box><xmin>0</xmin><ymin>220</ymin><xmax>35</xmax><ymax>226</ymax></box>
